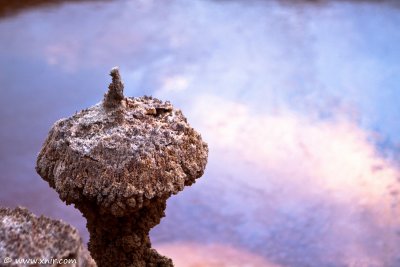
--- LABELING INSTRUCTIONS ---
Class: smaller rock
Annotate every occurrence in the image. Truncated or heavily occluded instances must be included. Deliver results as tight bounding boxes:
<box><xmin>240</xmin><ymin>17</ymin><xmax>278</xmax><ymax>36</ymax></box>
<box><xmin>0</xmin><ymin>206</ymin><xmax>95</xmax><ymax>267</ymax></box>
<box><xmin>103</xmin><ymin>66</ymin><xmax>124</xmax><ymax>109</ymax></box>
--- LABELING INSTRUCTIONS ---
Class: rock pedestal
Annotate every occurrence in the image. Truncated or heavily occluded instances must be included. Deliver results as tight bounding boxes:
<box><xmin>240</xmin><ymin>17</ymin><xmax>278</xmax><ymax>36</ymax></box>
<box><xmin>36</xmin><ymin>68</ymin><xmax>208</xmax><ymax>267</ymax></box>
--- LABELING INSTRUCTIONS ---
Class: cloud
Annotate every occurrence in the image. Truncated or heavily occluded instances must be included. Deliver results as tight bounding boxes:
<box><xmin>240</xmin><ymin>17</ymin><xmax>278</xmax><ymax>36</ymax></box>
<box><xmin>192</xmin><ymin>95</ymin><xmax>398</xmax><ymax>203</ymax></box>
<box><xmin>153</xmin><ymin>94</ymin><xmax>400</xmax><ymax>266</ymax></box>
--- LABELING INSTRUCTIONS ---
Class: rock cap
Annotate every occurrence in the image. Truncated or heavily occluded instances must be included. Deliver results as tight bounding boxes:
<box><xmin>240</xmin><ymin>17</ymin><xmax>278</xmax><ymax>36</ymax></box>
<box><xmin>36</xmin><ymin>69</ymin><xmax>208</xmax><ymax>216</ymax></box>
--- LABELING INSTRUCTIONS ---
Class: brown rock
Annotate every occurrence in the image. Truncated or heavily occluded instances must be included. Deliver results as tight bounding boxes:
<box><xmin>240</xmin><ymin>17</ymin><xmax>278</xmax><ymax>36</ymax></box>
<box><xmin>36</xmin><ymin>67</ymin><xmax>208</xmax><ymax>267</ymax></box>
<box><xmin>0</xmin><ymin>206</ymin><xmax>95</xmax><ymax>267</ymax></box>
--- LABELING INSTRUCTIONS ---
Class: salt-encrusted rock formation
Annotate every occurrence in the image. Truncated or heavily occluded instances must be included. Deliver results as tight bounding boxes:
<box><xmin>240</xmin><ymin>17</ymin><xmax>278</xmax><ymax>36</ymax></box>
<box><xmin>36</xmin><ymin>67</ymin><xmax>208</xmax><ymax>267</ymax></box>
<box><xmin>0</xmin><ymin>206</ymin><xmax>95</xmax><ymax>267</ymax></box>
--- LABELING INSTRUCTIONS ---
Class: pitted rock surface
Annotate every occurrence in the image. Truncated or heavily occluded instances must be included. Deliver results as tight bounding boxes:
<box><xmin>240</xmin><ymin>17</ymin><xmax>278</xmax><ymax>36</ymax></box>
<box><xmin>36</xmin><ymin>96</ymin><xmax>207</xmax><ymax>216</ymax></box>
<box><xmin>35</xmin><ymin>68</ymin><xmax>208</xmax><ymax>267</ymax></box>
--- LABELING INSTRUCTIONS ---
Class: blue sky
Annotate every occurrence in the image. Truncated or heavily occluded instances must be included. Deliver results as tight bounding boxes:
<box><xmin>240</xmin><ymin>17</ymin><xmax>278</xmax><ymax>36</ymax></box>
<box><xmin>0</xmin><ymin>1</ymin><xmax>400</xmax><ymax>266</ymax></box>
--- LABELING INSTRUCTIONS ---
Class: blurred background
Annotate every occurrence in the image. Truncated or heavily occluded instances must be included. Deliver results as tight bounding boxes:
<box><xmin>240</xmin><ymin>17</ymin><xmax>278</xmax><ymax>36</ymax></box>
<box><xmin>1</xmin><ymin>0</ymin><xmax>400</xmax><ymax>266</ymax></box>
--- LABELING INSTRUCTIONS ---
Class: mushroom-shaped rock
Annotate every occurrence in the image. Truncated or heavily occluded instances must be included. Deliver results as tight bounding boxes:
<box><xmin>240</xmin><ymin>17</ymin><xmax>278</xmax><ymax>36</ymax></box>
<box><xmin>0</xmin><ymin>206</ymin><xmax>96</xmax><ymax>267</ymax></box>
<box><xmin>36</xmin><ymin>68</ymin><xmax>208</xmax><ymax>267</ymax></box>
